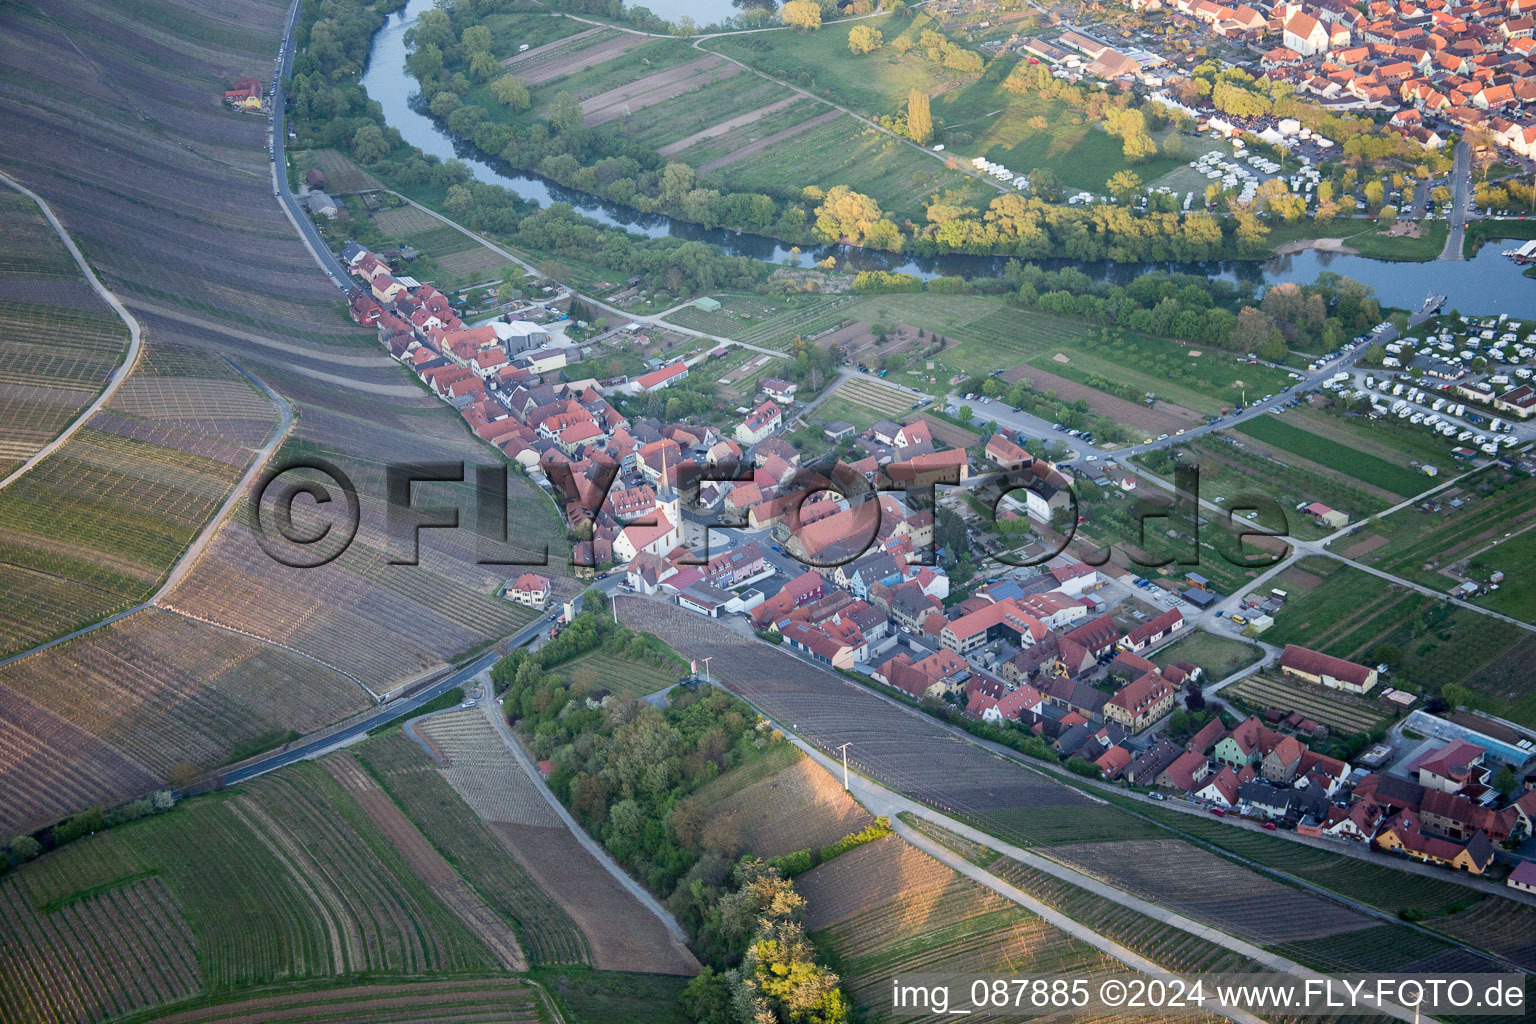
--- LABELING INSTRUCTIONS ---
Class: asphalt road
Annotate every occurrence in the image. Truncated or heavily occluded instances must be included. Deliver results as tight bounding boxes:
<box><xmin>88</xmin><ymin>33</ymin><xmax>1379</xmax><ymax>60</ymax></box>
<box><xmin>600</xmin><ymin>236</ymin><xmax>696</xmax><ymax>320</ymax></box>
<box><xmin>270</xmin><ymin>0</ymin><xmax>352</xmax><ymax>291</ymax></box>
<box><xmin>1440</xmin><ymin>140</ymin><xmax>1471</xmax><ymax>261</ymax></box>
<box><xmin>219</xmin><ymin>585</ymin><xmax>616</xmax><ymax>786</ymax></box>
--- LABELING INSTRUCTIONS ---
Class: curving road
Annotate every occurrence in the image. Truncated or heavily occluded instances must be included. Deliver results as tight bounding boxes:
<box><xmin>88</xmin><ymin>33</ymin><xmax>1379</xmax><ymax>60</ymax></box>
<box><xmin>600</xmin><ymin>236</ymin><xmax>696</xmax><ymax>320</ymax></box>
<box><xmin>0</xmin><ymin>171</ymin><xmax>143</xmax><ymax>491</ymax></box>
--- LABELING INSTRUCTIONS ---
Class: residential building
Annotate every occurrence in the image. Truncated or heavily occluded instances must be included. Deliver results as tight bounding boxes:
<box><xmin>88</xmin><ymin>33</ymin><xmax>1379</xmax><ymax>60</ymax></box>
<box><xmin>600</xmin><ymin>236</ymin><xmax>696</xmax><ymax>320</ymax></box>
<box><xmin>504</xmin><ymin>572</ymin><xmax>551</xmax><ymax>609</ymax></box>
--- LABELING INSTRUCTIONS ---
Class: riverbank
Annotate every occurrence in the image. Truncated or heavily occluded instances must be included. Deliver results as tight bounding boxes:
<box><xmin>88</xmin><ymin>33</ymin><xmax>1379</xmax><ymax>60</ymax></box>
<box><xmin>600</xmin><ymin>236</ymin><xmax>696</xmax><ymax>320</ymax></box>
<box><xmin>324</xmin><ymin>0</ymin><xmax>1536</xmax><ymax>314</ymax></box>
<box><xmin>1273</xmin><ymin>238</ymin><xmax>1360</xmax><ymax>257</ymax></box>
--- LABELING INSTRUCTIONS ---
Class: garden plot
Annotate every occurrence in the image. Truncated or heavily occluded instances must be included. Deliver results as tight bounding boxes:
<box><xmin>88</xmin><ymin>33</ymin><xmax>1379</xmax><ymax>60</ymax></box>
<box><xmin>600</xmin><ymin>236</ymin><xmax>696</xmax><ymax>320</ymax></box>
<box><xmin>1007</xmin><ymin>364</ymin><xmax>1197</xmax><ymax>435</ymax></box>
<box><xmin>826</xmin><ymin>376</ymin><xmax>918</xmax><ymax>419</ymax></box>
<box><xmin>502</xmin><ymin>28</ymin><xmax>641</xmax><ymax>85</ymax></box>
<box><xmin>657</xmin><ymin>96</ymin><xmax>802</xmax><ymax>157</ymax></box>
<box><xmin>698</xmin><ymin>109</ymin><xmax>841</xmax><ymax>174</ymax></box>
<box><xmin>817</xmin><ymin>321</ymin><xmax>931</xmax><ymax>366</ymax></box>
<box><xmin>304</xmin><ymin>148</ymin><xmax>381</xmax><ymax>193</ymax></box>
<box><xmin>370</xmin><ymin>204</ymin><xmax>442</xmax><ymax>236</ymax></box>
<box><xmin>579</xmin><ymin>56</ymin><xmax>740</xmax><ymax>126</ymax></box>
<box><xmin>1224</xmin><ymin>674</ymin><xmax>1390</xmax><ymax>735</ymax></box>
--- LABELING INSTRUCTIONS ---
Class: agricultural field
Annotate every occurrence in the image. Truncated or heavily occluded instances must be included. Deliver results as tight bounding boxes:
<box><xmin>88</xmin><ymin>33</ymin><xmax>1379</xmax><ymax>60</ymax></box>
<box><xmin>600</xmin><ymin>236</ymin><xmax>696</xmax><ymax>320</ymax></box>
<box><xmin>1223</xmin><ymin>674</ymin><xmax>1392</xmax><ymax>735</ymax></box>
<box><xmin>0</xmin><ymin>756</ymin><xmax>505</xmax><ymax>1024</ymax></box>
<box><xmin>1148</xmin><ymin>629</ymin><xmax>1263</xmax><ymax>682</ymax></box>
<box><xmin>1160</xmin><ymin>435</ymin><xmax>1397</xmax><ymax>539</ymax></box>
<box><xmin>118</xmin><ymin>979</ymin><xmax>549</xmax><ymax>1024</ymax></box>
<box><xmin>986</xmin><ymin>855</ymin><xmax>1258</xmax><ymax>975</ymax></box>
<box><xmin>1235</xmin><ymin>414</ymin><xmax>1432</xmax><ymax>498</ymax></box>
<box><xmin>963</xmin><ymin>805</ymin><xmax>1169</xmax><ymax>849</ymax></box>
<box><xmin>798</xmin><ymin>836</ymin><xmax>1131</xmax><ymax>1022</ymax></box>
<box><xmin>0</xmin><ymin>190</ymin><xmax>131</xmax><ymax>478</ymax></box>
<box><xmin>361</xmin><ymin>716</ymin><xmax>698</xmax><ymax>975</ymax></box>
<box><xmin>710</xmin><ymin>111</ymin><xmax>994</xmax><ymax>219</ymax></box>
<box><xmin>1127</xmin><ymin>802</ymin><xmax>1464</xmax><ymax>920</ymax></box>
<box><xmin>293</xmin><ymin>148</ymin><xmax>381</xmax><ymax>193</ymax></box>
<box><xmin>0</xmin><ymin>605</ymin><xmax>366</xmax><ymax>839</ymax></box>
<box><xmin>1045</xmin><ymin>838</ymin><xmax>1379</xmax><ymax>946</ymax></box>
<box><xmin>1261</xmin><ymin>556</ymin><xmax>1536</xmax><ymax>724</ymax></box>
<box><xmin>690</xmin><ymin>746</ymin><xmax>873</xmax><ymax>859</ymax></box>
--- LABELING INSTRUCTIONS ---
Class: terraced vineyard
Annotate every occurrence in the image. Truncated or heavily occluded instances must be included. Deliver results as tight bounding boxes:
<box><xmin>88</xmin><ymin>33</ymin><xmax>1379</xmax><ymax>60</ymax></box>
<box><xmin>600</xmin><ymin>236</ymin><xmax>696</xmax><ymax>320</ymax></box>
<box><xmin>0</xmin><ymin>606</ymin><xmax>365</xmax><ymax>838</ymax></box>
<box><xmin>118</xmin><ymin>979</ymin><xmax>548</xmax><ymax>1024</ymax></box>
<box><xmin>355</xmin><ymin>729</ymin><xmax>591</xmax><ymax>966</ymax></box>
<box><xmin>0</xmin><ymin>0</ymin><xmax>581</xmax><ymax>836</ymax></box>
<box><xmin>0</xmin><ymin>336</ymin><xmax>276</xmax><ymax>660</ymax></box>
<box><xmin>799</xmin><ymin>836</ymin><xmax>1221</xmax><ymax>1024</ymax></box>
<box><xmin>0</xmin><ymin>186</ymin><xmax>131</xmax><ymax>475</ymax></box>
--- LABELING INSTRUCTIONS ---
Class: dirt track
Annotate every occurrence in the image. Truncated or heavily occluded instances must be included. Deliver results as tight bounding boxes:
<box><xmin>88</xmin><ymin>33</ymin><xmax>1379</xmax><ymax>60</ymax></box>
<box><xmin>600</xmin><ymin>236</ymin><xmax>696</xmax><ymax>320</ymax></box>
<box><xmin>657</xmin><ymin>96</ymin><xmax>800</xmax><ymax>156</ymax></box>
<box><xmin>581</xmin><ymin>56</ymin><xmax>738</xmax><ymax>125</ymax></box>
<box><xmin>699</xmin><ymin>109</ymin><xmax>841</xmax><ymax>174</ymax></box>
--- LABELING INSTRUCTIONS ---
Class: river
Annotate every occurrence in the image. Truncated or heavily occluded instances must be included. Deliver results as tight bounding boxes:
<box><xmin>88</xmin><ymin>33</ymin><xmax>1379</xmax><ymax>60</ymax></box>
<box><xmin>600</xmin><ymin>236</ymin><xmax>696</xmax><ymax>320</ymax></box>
<box><xmin>360</xmin><ymin>0</ymin><xmax>1536</xmax><ymax>316</ymax></box>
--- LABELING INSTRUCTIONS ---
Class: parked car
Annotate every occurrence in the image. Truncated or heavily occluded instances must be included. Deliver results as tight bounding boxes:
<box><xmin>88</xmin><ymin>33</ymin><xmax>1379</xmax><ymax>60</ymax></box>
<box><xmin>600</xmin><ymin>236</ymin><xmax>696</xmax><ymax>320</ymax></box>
<box><xmin>1209</xmin><ymin>807</ymin><xmax>1226</xmax><ymax>817</ymax></box>
<box><xmin>1262</xmin><ymin>822</ymin><xmax>1277</xmax><ymax>830</ymax></box>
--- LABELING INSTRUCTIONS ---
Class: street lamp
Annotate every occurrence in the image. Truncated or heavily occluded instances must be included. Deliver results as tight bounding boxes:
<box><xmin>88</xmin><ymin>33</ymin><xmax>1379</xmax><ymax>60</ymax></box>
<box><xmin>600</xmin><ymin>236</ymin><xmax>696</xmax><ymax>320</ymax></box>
<box><xmin>701</xmin><ymin>656</ymin><xmax>712</xmax><ymax>682</ymax></box>
<box><xmin>835</xmin><ymin>742</ymin><xmax>851</xmax><ymax>792</ymax></box>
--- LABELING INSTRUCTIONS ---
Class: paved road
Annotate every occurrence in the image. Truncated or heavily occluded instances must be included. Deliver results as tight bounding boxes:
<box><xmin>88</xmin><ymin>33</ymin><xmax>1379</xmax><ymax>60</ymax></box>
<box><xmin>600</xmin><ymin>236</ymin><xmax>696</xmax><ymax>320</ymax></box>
<box><xmin>220</xmin><ymin>604</ymin><xmax>562</xmax><ymax>785</ymax></box>
<box><xmin>270</xmin><ymin>0</ymin><xmax>352</xmax><ymax>291</ymax></box>
<box><xmin>1440</xmin><ymin>140</ymin><xmax>1471</xmax><ymax>260</ymax></box>
<box><xmin>0</xmin><ymin>172</ymin><xmax>144</xmax><ymax>491</ymax></box>
<box><xmin>951</xmin><ymin>297</ymin><xmax>1456</xmax><ymax>468</ymax></box>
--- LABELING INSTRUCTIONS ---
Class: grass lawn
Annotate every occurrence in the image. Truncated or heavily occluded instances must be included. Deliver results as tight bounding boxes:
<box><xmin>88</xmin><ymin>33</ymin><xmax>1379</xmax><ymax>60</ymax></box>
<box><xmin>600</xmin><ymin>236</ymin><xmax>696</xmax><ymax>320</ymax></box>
<box><xmin>1235</xmin><ymin>414</ymin><xmax>1431</xmax><ymax>497</ymax></box>
<box><xmin>549</xmin><ymin>648</ymin><xmax>686</xmax><ymax>701</ymax></box>
<box><xmin>481</xmin><ymin>10</ymin><xmax>592</xmax><ymax>58</ymax></box>
<box><xmin>1462</xmin><ymin>218</ymin><xmax>1536</xmax><ymax>258</ymax></box>
<box><xmin>1471</xmin><ymin>525</ymin><xmax>1536</xmax><ymax>622</ymax></box>
<box><xmin>1150</xmin><ymin>629</ymin><xmax>1263</xmax><ymax>681</ymax></box>
<box><xmin>715</xmin><ymin>112</ymin><xmax>991</xmax><ymax>220</ymax></box>
<box><xmin>705</xmin><ymin>13</ymin><xmax>961</xmax><ymax>118</ymax></box>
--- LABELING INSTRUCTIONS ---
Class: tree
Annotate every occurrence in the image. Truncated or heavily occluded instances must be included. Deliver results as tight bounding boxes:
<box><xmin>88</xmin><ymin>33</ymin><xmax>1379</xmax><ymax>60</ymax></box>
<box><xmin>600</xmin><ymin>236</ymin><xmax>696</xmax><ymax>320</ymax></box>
<box><xmin>1107</xmin><ymin>170</ymin><xmax>1143</xmax><ymax>203</ymax></box>
<box><xmin>1229</xmin><ymin>306</ymin><xmax>1277</xmax><ymax>354</ymax></box>
<box><xmin>6</xmin><ymin>835</ymin><xmax>41</xmax><ymax>866</ymax></box>
<box><xmin>781</xmin><ymin>0</ymin><xmax>822</xmax><ymax>30</ymax></box>
<box><xmin>351</xmin><ymin>123</ymin><xmax>389</xmax><ymax>163</ymax></box>
<box><xmin>956</xmin><ymin>404</ymin><xmax>974</xmax><ymax>422</ymax></box>
<box><xmin>907</xmin><ymin>88</ymin><xmax>933</xmax><ymax>145</ymax></box>
<box><xmin>490</xmin><ymin>74</ymin><xmax>530</xmax><ymax>111</ymax></box>
<box><xmin>1493</xmin><ymin>764</ymin><xmax>1518</xmax><ymax>798</ymax></box>
<box><xmin>848</xmin><ymin>24</ymin><xmax>882</xmax><ymax>54</ymax></box>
